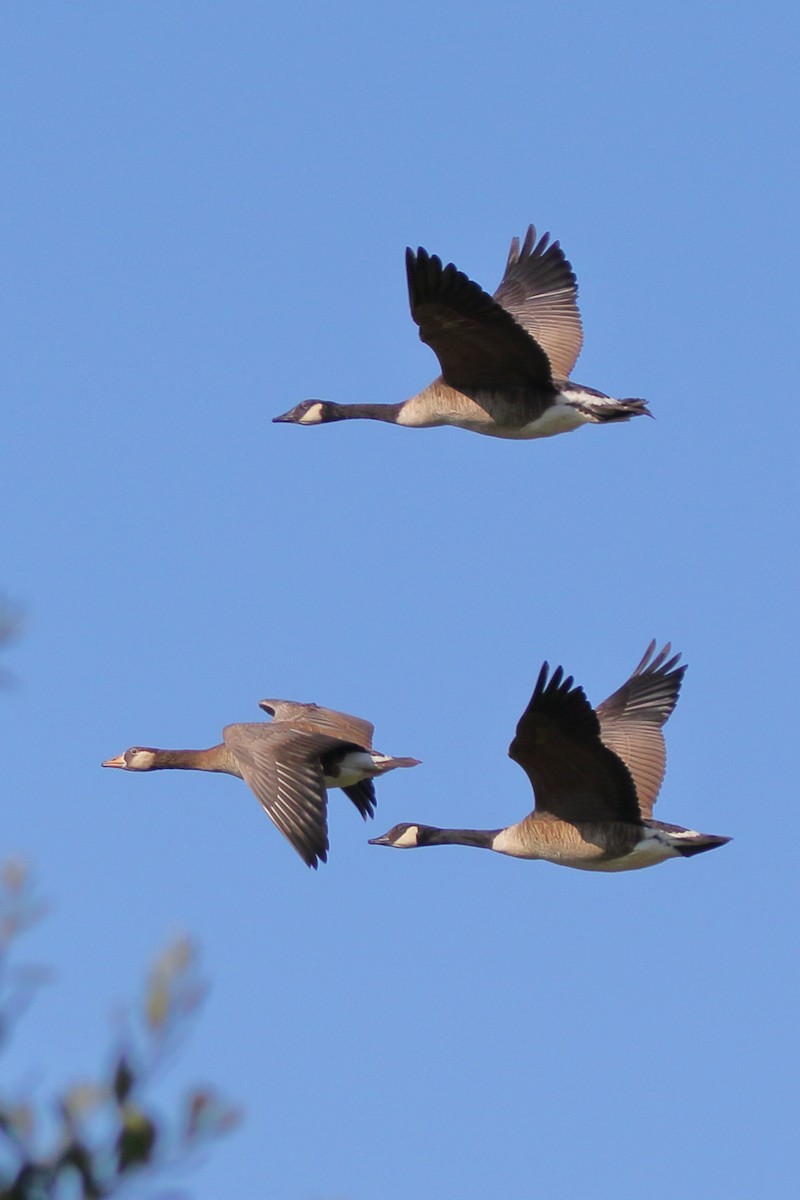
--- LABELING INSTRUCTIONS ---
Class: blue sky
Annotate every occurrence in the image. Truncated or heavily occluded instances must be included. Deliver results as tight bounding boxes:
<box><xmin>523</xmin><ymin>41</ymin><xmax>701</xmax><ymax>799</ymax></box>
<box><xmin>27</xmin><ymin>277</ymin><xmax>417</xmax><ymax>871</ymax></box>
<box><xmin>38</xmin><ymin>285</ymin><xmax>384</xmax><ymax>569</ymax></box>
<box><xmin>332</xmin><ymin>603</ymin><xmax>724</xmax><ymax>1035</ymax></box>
<box><xmin>1</xmin><ymin>2</ymin><xmax>797</xmax><ymax>1197</ymax></box>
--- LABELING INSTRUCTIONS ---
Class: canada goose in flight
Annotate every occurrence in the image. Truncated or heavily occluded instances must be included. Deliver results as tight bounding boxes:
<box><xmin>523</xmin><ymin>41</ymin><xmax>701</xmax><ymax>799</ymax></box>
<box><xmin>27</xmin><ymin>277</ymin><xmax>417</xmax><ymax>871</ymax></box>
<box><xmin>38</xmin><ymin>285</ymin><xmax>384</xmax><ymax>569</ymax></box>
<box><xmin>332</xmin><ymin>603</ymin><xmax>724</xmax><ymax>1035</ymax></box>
<box><xmin>103</xmin><ymin>699</ymin><xmax>419</xmax><ymax>868</ymax></box>
<box><xmin>273</xmin><ymin>225</ymin><xmax>650</xmax><ymax>439</ymax></box>
<box><xmin>370</xmin><ymin>643</ymin><xmax>730</xmax><ymax>871</ymax></box>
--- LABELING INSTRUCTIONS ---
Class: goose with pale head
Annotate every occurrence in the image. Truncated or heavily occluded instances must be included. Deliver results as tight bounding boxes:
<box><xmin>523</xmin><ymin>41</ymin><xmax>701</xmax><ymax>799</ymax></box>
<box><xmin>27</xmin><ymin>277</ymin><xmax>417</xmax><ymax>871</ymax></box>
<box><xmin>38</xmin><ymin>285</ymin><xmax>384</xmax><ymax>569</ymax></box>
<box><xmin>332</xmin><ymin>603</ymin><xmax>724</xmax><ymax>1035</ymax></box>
<box><xmin>370</xmin><ymin>643</ymin><xmax>730</xmax><ymax>871</ymax></box>
<box><xmin>103</xmin><ymin>699</ymin><xmax>419</xmax><ymax>868</ymax></box>
<box><xmin>274</xmin><ymin>224</ymin><xmax>650</xmax><ymax>439</ymax></box>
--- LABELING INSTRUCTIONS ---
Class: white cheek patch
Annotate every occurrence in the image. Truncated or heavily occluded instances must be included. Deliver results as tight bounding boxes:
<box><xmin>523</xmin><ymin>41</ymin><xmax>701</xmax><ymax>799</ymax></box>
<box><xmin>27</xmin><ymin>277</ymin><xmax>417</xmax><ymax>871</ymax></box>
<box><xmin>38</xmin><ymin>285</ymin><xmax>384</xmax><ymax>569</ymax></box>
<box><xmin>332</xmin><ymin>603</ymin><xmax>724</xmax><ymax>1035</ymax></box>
<box><xmin>394</xmin><ymin>825</ymin><xmax>420</xmax><ymax>848</ymax></box>
<box><xmin>131</xmin><ymin>750</ymin><xmax>157</xmax><ymax>770</ymax></box>
<box><xmin>299</xmin><ymin>402</ymin><xmax>325</xmax><ymax>424</ymax></box>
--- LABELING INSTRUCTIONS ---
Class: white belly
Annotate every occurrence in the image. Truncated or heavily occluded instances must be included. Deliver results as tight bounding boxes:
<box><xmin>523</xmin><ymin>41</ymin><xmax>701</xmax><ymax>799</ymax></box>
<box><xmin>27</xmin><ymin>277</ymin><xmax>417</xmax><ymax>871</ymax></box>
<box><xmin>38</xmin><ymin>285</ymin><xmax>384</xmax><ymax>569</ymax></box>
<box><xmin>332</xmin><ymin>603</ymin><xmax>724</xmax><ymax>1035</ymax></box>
<box><xmin>325</xmin><ymin>750</ymin><xmax>379</xmax><ymax>788</ymax></box>
<box><xmin>513</xmin><ymin>403</ymin><xmax>592</xmax><ymax>439</ymax></box>
<box><xmin>491</xmin><ymin>824</ymin><xmax>682</xmax><ymax>871</ymax></box>
<box><xmin>475</xmin><ymin>401</ymin><xmax>592</xmax><ymax>440</ymax></box>
<box><xmin>562</xmin><ymin>830</ymin><xmax>682</xmax><ymax>872</ymax></box>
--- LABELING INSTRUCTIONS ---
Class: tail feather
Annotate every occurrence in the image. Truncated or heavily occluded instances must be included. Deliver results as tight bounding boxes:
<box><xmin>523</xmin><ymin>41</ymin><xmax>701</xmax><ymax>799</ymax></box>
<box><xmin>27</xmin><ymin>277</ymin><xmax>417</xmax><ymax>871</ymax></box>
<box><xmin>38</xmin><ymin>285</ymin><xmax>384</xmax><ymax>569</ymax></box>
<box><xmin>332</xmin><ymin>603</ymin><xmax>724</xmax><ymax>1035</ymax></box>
<box><xmin>675</xmin><ymin>833</ymin><xmax>731</xmax><ymax>858</ymax></box>
<box><xmin>376</xmin><ymin>756</ymin><xmax>421</xmax><ymax>772</ymax></box>
<box><xmin>576</xmin><ymin>396</ymin><xmax>652</xmax><ymax>424</ymax></box>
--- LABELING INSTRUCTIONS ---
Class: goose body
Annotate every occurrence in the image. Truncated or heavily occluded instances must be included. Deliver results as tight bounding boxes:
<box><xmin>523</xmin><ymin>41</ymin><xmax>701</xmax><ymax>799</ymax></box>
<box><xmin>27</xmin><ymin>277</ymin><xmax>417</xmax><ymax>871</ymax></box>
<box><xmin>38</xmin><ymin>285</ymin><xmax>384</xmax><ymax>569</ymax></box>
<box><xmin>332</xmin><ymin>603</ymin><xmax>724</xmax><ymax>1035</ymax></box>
<box><xmin>273</xmin><ymin>226</ymin><xmax>650</xmax><ymax>439</ymax></box>
<box><xmin>370</xmin><ymin>643</ymin><xmax>730</xmax><ymax>872</ymax></box>
<box><xmin>103</xmin><ymin>699</ymin><xmax>419</xmax><ymax>868</ymax></box>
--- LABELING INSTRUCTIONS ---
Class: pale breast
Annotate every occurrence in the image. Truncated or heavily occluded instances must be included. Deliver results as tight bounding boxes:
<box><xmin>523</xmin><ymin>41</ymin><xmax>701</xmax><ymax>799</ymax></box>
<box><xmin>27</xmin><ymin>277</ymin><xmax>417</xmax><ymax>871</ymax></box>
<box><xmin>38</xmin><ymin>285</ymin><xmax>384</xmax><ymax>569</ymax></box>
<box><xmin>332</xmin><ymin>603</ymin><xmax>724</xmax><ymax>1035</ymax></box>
<box><xmin>491</xmin><ymin>817</ymin><xmax>655</xmax><ymax>869</ymax></box>
<box><xmin>396</xmin><ymin>382</ymin><xmax>590</xmax><ymax>439</ymax></box>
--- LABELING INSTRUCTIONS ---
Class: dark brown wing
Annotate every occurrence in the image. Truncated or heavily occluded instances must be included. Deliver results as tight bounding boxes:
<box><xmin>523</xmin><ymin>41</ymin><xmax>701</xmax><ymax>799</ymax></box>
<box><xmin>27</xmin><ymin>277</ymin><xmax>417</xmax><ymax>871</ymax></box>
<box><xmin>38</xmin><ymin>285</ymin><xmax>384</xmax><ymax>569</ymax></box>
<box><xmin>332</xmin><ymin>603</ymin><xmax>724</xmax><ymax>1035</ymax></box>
<box><xmin>342</xmin><ymin>779</ymin><xmax>377</xmax><ymax>820</ymax></box>
<box><xmin>406</xmin><ymin>246</ymin><xmax>554</xmax><ymax>390</ymax></box>
<box><xmin>223</xmin><ymin>723</ymin><xmax>349</xmax><ymax>868</ymax></box>
<box><xmin>492</xmin><ymin>225</ymin><xmax>583</xmax><ymax>378</ymax></box>
<box><xmin>258</xmin><ymin>700</ymin><xmax>374</xmax><ymax>749</ymax></box>
<box><xmin>595</xmin><ymin>642</ymin><xmax>686</xmax><ymax>818</ymax></box>
<box><xmin>508</xmin><ymin>664</ymin><xmax>642</xmax><ymax>824</ymax></box>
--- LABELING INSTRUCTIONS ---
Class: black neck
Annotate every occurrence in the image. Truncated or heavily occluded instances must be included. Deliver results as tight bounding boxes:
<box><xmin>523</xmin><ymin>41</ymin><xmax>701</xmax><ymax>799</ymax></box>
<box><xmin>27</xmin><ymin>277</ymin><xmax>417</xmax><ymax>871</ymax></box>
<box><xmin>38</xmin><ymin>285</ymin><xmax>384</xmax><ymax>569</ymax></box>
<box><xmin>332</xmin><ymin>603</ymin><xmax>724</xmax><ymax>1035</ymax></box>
<box><xmin>328</xmin><ymin>401</ymin><xmax>405</xmax><ymax>423</ymax></box>
<box><xmin>419</xmin><ymin>826</ymin><xmax>499</xmax><ymax>850</ymax></box>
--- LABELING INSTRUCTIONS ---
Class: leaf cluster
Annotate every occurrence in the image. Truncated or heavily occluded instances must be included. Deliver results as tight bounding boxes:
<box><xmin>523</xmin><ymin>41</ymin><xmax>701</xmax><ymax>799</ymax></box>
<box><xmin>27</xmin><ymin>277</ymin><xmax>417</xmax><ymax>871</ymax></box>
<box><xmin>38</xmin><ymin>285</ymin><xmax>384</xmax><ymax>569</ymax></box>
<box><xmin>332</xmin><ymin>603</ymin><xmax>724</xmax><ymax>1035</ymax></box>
<box><xmin>0</xmin><ymin>866</ymin><xmax>240</xmax><ymax>1200</ymax></box>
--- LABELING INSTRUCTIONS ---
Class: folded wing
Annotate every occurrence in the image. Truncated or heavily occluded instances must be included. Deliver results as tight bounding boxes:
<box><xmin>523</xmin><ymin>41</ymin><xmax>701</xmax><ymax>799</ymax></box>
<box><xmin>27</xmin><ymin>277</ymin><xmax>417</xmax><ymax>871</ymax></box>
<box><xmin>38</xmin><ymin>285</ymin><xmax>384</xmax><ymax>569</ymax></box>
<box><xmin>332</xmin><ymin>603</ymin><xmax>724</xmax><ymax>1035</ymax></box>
<box><xmin>258</xmin><ymin>699</ymin><xmax>375</xmax><ymax>749</ymax></box>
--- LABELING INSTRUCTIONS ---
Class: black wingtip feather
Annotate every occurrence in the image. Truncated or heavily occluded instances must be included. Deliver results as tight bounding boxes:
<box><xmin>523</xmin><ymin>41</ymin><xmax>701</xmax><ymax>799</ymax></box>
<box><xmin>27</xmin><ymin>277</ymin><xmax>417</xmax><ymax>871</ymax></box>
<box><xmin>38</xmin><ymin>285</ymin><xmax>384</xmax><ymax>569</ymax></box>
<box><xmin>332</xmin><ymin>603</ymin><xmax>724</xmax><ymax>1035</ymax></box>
<box><xmin>407</xmin><ymin>246</ymin><xmax>483</xmax><ymax>314</ymax></box>
<box><xmin>521</xmin><ymin>661</ymin><xmax>598</xmax><ymax>742</ymax></box>
<box><xmin>532</xmin><ymin>661</ymin><xmax>578</xmax><ymax>706</ymax></box>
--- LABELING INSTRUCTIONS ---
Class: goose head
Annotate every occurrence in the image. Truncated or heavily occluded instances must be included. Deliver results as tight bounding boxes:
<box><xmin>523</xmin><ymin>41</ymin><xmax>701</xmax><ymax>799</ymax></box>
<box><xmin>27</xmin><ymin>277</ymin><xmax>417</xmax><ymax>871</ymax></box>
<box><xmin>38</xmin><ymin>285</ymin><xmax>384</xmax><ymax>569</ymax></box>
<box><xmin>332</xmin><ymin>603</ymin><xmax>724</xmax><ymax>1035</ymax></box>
<box><xmin>102</xmin><ymin>747</ymin><xmax>159</xmax><ymax>771</ymax></box>
<box><xmin>273</xmin><ymin>400</ymin><xmax>341</xmax><ymax>425</ymax></box>
<box><xmin>369</xmin><ymin>822</ymin><xmax>422</xmax><ymax>849</ymax></box>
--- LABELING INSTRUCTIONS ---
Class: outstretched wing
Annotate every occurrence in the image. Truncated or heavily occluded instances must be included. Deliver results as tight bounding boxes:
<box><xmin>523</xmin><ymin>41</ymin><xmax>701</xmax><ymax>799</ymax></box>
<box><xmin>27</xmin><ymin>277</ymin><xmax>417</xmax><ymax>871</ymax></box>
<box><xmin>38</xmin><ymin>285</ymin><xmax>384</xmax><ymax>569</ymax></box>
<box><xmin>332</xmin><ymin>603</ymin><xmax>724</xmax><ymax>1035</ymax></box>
<box><xmin>508</xmin><ymin>663</ymin><xmax>641</xmax><ymax>824</ymax></box>
<box><xmin>492</xmin><ymin>225</ymin><xmax>583</xmax><ymax>379</ymax></box>
<box><xmin>258</xmin><ymin>700</ymin><xmax>374</xmax><ymax>749</ymax></box>
<box><xmin>406</xmin><ymin>246</ymin><xmax>554</xmax><ymax>391</ymax></box>
<box><xmin>223</xmin><ymin>723</ymin><xmax>346</xmax><ymax>868</ymax></box>
<box><xmin>595</xmin><ymin>642</ymin><xmax>686</xmax><ymax>818</ymax></box>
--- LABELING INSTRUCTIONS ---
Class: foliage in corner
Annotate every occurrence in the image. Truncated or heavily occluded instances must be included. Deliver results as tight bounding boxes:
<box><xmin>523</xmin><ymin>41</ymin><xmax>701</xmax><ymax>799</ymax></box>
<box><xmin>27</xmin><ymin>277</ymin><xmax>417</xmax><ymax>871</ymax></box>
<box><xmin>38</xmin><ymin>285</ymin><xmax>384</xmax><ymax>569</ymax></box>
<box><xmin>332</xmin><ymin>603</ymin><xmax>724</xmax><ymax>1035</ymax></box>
<box><xmin>0</xmin><ymin>863</ymin><xmax>240</xmax><ymax>1199</ymax></box>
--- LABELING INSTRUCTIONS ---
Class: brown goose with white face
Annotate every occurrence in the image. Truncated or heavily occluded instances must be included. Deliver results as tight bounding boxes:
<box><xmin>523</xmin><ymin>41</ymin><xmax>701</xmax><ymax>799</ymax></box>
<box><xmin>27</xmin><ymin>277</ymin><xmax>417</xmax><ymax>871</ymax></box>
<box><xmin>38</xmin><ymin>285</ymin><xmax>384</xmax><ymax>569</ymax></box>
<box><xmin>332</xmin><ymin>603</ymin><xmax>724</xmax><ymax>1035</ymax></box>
<box><xmin>370</xmin><ymin>643</ymin><xmax>730</xmax><ymax>871</ymax></box>
<box><xmin>103</xmin><ymin>699</ymin><xmax>419</xmax><ymax>868</ymax></box>
<box><xmin>273</xmin><ymin>224</ymin><xmax>650</xmax><ymax>439</ymax></box>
